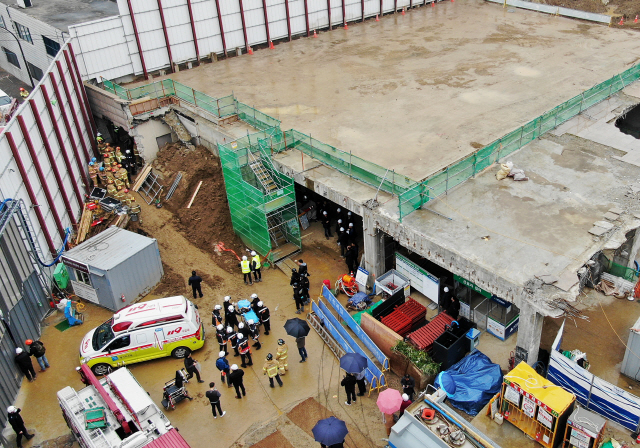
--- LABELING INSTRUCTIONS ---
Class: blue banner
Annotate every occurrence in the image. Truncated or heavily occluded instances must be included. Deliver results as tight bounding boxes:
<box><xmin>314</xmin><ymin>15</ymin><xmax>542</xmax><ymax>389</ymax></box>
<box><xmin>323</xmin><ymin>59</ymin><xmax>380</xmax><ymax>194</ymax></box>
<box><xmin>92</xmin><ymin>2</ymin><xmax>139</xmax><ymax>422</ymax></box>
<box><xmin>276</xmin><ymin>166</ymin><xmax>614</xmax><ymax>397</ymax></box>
<box><xmin>322</xmin><ymin>285</ymin><xmax>389</xmax><ymax>370</ymax></box>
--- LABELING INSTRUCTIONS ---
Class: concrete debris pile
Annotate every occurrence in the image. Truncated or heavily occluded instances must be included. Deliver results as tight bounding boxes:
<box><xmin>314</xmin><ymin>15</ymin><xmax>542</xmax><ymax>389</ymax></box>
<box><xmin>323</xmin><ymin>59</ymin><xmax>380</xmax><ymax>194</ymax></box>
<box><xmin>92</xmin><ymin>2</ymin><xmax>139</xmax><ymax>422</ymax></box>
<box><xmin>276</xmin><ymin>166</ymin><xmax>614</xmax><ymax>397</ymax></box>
<box><xmin>495</xmin><ymin>161</ymin><xmax>528</xmax><ymax>181</ymax></box>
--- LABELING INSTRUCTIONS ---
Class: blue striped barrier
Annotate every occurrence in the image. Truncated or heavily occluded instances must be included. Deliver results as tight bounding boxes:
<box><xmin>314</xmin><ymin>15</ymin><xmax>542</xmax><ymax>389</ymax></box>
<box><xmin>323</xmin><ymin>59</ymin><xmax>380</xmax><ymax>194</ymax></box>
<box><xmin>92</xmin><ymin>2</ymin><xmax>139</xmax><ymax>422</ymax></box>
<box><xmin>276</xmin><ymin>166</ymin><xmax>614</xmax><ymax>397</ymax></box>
<box><xmin>322</xmin><ymin>285</ymin><xmax>389</xmax><ymax>370</ymax></box>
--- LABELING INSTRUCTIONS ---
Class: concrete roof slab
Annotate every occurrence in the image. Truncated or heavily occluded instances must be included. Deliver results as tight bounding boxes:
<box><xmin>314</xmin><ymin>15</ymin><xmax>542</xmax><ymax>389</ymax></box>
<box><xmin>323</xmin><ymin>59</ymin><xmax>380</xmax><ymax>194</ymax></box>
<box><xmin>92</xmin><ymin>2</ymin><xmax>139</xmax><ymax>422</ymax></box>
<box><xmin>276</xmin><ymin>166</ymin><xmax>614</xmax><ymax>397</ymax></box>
<box><xmin>151</xmin><ymin>0</ymin><xmax>640</xmax><ymax>181</ymax></box>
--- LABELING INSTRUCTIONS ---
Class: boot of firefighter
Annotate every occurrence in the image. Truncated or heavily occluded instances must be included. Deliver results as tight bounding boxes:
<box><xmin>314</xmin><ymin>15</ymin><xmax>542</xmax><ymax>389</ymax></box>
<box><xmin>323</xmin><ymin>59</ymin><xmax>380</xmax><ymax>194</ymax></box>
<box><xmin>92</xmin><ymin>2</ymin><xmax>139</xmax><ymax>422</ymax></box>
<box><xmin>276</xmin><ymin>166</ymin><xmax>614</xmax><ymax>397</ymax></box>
<box><xmin>247</xmin><ymin>353</ymin><xmax>253</xmax><ymax>366</ymax></box>
<box><xmin>254</xmin><ymin>341</ymin><xmax>262</xmax><ymax>350</ymax></box>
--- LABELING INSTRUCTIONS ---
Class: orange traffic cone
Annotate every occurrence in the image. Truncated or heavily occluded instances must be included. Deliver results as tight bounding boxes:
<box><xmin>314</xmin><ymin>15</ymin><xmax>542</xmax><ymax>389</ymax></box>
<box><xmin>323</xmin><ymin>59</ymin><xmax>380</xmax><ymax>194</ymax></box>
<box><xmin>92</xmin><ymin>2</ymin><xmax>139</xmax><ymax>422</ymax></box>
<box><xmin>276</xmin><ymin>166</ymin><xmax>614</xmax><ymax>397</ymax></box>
<box><xmin>375</xmin><ymin>14</ymin><xmax>380</xmax><ymax>21</ymax></box>
<box><xmin>248</xmin><ymin>47</ymin><xmax>254</xmax><ymax>55</ymax></box>
<box><xmin>451</xmin><ymin>0</ymin><xmax>454</xmax><ymax>3</ymax></box>
<box><xmin>402</xmin><ymin>7</ymin><xmax>405</xmax><ymax>14</ymax></box>
<box><xmin>619</xmin><ymin>16</ymin><xmax>624</xmax><ymax>25</ymax></box>
<box><xmin>269</xmin><ymin>40</ymin><xmax>275</xmax><ymax>49</ymax></box>
<box><xmin>635</xmin><ymin>15</ymin><xmax>638</xmax><ymax>23</ymax></box>
<box><xmin>431</xmin><ymin>1</ymin><xmax>435</xmax><ymax>7</ymax></box>
<box><xmin>313</xmin><ymin>29</ymin><xmax>318</xmax><ymax>37</ymax></box>
<box><xmin>344</xmin><ymin>21</ymin><xmax>349</xmax><ymax>29</ymax></box>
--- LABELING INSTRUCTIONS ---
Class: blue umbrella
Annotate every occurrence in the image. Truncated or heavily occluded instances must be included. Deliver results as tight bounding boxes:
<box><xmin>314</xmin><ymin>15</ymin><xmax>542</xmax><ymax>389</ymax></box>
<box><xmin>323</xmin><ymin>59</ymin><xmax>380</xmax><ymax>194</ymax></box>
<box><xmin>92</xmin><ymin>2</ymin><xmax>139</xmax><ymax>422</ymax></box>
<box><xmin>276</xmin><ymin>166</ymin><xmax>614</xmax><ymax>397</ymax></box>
<box><xmin>339</xmin><ymin>353</ymin><xmax>368</xmax><ymax>374</ymax></box>
<box><xmin>312</xmin><ymin>416</ymin><xmax>348</xmax><ymax>446</ymax></box>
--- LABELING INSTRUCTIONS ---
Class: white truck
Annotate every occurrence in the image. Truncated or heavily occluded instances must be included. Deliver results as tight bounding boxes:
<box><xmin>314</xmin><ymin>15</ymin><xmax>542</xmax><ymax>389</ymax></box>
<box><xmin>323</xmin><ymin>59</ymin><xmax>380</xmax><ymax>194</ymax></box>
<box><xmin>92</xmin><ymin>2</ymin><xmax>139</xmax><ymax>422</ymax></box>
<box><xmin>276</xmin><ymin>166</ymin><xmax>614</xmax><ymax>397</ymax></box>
<box><xmin>57</xmin><ymin>364</ymin><xmax>191</xmax><ymax>448</ymax></box>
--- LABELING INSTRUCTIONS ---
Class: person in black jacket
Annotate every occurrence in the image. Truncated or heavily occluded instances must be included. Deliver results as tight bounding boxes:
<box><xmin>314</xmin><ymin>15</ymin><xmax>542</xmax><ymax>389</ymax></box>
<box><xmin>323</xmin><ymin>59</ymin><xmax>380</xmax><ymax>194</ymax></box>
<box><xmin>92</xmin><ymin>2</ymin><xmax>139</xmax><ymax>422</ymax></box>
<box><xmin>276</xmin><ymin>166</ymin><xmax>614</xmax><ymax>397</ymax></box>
<box><xmin>341</xmin><ymin>373</ymin><xmax>357</xmax><ymax>405</ymax></box>
<box><xmin>337</xmin><ymin>227</ymin><xmax>348</xmax><ymax>257</ymax></box>
<box><xmin>205</xmin><ymin>382</ymin><xmax>225</xmax><ymax>418</ymax></box>
<box><xmin>321</xmin><ymin>211</ymin><xmax>332</xmax><ymax>238</ymax></box>
<box><xmin>14</xmin><ymin>348</ymin><xmax>36</xmax><ymax>382</ymax></box>
<box><xmin>26</xmin><ymin>339</ymin><xmax>49</xmax><ymax>372</ymax></box>
<box><xmin>7</xmin><ymin>406</ymin><xmax>34</xmax><ymax>447</ymax></box>
<box><xmin>401</xmin><ymin>374</ymin><xmax>416</xmax><ymax>401</ymax></box>
<box><xmin>290</xmin><ymin>268</ymin><xmax>299</xmax><ymax>286</ymax></box>
<box><xmin>257</xmin><ymin>302</ymin><xmax>270</xmax><ymax>335</ymax></box>
<box><xmin>184</xmin><ymin>353</ymin><xmax>204</xmax><ymax>383</ymax></box>
<box><xmin>188</xmin><ymin>271</ymin><xmax>203</xmax><ymax>299</ymax></box>
<box><xmin>228</xmin><ymin>364</ymin><xmax>246</xmax><ymax>399</ymax></box>
<box><xmin>296</xmin><ymin>260</ymin><xmax>310</xmax><ymax>277</ymax></box>
<box><xmin>345</xmin><ymin>244</ymin><xmax>358</xmax><ymax>274</ymax></box>
<box><xmin>226</xmin><ymin>305</ymin><xmax>239</xmax><ymax>330</ymax></box>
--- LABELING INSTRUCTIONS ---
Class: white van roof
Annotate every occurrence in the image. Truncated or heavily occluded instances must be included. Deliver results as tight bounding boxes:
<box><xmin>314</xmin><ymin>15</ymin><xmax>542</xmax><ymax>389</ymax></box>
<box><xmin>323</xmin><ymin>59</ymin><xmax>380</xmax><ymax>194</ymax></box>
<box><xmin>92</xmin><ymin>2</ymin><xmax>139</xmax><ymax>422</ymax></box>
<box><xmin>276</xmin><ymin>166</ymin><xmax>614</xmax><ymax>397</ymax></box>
<box><xmin>113</xmin><ymin>296</ymin><xmax>188</xmax><ymax>332</ymax></box>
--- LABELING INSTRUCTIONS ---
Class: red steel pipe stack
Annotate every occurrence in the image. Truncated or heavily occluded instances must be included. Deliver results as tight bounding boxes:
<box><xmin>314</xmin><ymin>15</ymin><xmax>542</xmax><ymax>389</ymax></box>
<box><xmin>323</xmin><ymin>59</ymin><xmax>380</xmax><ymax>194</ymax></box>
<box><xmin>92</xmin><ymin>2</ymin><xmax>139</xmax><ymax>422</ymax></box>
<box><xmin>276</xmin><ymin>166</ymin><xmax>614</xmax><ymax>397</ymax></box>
<box><xmin>381</xmin><ymin>298</ymin><xmax>427</xmax><ymax>337</ymax></box>
<box><xmin>407</xmin><ymin>312</ymin><xmax>454</xmax><ymax>351</ymax></box>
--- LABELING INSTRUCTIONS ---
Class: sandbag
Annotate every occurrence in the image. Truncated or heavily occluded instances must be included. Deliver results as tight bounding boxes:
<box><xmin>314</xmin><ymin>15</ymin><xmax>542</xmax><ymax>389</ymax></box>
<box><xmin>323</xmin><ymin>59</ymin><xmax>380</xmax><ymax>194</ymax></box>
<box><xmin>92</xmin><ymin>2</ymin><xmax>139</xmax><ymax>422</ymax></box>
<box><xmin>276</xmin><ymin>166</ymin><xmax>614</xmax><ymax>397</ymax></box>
<box><xmin>496</xmin><ymin>163</ymin><xmax>512</xmax><ymax>180</ymax></box>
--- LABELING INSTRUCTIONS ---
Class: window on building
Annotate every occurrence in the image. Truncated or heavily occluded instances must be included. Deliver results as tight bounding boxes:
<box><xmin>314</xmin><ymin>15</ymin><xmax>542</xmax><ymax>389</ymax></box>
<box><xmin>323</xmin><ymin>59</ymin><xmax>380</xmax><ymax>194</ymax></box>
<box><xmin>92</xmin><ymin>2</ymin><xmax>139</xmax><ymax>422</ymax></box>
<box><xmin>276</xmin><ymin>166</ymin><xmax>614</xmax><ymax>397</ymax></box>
<box><xmin>2</xmin><ymin>47</ymin><xmax>19</xmax><ymax>68</ymax></box>
<box><xmin>76</xmin><ymin>270</ymin><xmax>91</xmax><ymax>286</ymax></box>
<box><xmin>0</xmin><ymin>16</ymin><xmax>6</xmax><ymax>29</ymax></box>
<box><xmin>14</xmin><ymin>22</ymin><xmax>32</xmax><ymax>44</ymax></box>
<box><xmin>26</xmin><ymin>62</ymin><xmax>42</xmax><ymax>80</ymax></box>
<box><xmin>42</xmin><ymin>36</ymin><xmax>60</xmax><ymax>57</ymax></box>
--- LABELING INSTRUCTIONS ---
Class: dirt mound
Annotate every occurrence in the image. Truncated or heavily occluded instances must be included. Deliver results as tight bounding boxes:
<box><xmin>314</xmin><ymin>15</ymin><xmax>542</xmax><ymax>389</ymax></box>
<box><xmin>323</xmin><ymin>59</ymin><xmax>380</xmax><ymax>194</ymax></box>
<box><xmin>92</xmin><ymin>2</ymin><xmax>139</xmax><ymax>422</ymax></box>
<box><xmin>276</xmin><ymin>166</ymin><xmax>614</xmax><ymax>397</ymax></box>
<box><xmin>153</xmin><ymin>262</ymin><xmax>186</xmax><ymax>296</ymax></box>
<box><xmin>152</xmin><ymin>143</ymin><xmax>245</xmax><ymax>273</ymax></box>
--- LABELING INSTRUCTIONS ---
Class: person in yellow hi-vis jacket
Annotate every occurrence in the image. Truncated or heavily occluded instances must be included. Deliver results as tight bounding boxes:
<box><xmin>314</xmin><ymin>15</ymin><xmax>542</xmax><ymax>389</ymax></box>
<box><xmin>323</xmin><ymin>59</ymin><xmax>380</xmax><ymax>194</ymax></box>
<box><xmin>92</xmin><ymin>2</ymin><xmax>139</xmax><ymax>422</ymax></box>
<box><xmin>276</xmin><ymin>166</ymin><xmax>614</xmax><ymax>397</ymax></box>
<box><xmin>239</xmin><ymin>256</ymin><xmax>253</xmax><ymax>285</ymax></box>
<box><xmin>263</xmin><ymin>353</ymin><xmax>283</xmax><ymax>388</ymax></box>
<box><xmin>276</xmin><ymin>339</ymin><xmax>288</xmax><ymax>375</ymax></box>
<box><xmin>251</xmin><ymin>251</ymin><xmax>262</xmax><ymax>283</ymax></box>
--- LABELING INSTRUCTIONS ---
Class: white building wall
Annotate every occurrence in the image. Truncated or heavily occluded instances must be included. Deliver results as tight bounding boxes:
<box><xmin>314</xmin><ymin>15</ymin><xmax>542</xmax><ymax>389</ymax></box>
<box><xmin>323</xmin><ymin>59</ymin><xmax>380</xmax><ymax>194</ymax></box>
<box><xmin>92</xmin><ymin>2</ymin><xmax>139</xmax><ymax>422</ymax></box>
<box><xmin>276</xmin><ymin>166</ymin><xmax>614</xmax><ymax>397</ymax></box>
<box><xmin>0</xmin><ymin>41</ymin><xmax>94</xmax><ymax>259</ymax></box>
<box><xmin>70</xmin><ymin>0</ymin><xmax>419</xmax><ymax>82</ymax></box>
<box><xmin>0</xmin><ymin>6</ymin><xmax>66</xmax><ymax>86</ymax></box>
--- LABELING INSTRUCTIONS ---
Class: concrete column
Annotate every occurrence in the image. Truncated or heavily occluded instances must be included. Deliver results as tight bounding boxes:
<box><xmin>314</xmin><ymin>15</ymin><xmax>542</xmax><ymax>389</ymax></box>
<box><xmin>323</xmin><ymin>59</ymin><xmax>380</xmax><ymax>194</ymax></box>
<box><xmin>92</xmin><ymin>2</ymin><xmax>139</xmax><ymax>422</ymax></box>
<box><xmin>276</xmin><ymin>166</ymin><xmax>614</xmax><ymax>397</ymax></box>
<box><xmin>362</xmin><ymin>208</ymin><xmax>385</xmax><ymax>278</ymax></box>
<box><xmin>515</xmin><ymin>301</ymin><xmax>544</xmax><ymax>367</ymax></box>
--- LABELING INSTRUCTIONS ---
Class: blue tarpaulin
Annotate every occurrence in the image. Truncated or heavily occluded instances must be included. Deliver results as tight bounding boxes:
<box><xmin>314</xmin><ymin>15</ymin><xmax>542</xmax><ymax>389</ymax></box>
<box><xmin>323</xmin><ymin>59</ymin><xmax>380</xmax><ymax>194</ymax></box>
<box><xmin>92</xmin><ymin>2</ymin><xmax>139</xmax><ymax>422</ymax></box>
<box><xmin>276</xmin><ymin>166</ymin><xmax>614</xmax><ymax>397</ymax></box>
<box><xmin>434</xmin><ymin>350</ymin><xmax>502</xmax><ymax>416</ymax></box>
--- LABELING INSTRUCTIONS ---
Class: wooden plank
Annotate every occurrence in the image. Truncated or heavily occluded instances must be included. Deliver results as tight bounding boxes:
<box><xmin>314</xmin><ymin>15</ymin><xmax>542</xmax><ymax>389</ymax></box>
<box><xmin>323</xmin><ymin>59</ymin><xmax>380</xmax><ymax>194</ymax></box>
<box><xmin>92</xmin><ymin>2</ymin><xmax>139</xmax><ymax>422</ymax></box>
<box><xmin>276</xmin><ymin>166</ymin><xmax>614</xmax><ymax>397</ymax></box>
<box><xmin>186</xmin><ymin>181</ymin><xmax>203</xmax><ymax>209</ymax></box>
<box><xmin>131</xmin><ymin>164</ymin><xmax>152</xmax><ymax>192</ymax></box>
<box><xmin>75</xmin><ymin>205</ymin><xmax>93</xmax><ymax>245</ymax></box>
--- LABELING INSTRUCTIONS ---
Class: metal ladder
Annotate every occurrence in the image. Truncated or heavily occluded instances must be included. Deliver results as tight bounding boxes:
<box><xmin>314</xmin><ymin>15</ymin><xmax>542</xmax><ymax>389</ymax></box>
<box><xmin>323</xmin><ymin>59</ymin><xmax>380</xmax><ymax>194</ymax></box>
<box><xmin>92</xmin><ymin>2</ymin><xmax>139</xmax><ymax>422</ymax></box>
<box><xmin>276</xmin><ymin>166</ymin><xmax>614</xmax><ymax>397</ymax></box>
<box><xmin>248</xmin><ymin>151</ymin><xmax>278</xmax><ymax>194</ymax></box>
<box><xmin>139</xmin><ymin>171</ymin><xmax>163</xmax><ymax>205</ymax></box>
<box><xmin>308</xmin><ymin>312</ymin><xmax>345</xmax><ymax>360</ymax></box>
<box><xmin>266</xmin><ymin>213</ymin><xmax>288</xmax><ymax>248</ymax></box>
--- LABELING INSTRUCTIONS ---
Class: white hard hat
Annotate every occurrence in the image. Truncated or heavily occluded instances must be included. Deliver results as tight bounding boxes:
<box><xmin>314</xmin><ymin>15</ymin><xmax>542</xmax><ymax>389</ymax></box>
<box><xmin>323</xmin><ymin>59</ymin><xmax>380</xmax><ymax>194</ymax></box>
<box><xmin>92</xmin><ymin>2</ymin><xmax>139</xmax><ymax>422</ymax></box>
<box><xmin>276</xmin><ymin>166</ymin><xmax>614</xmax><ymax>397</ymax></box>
<box><xmin>337</xmin><ymin>208</ymin><xmax>341</xmax><ymax>212</ymax></box>
<box><xmin>402</xmin><ymin>393</ymin><xmax>409</xmax><ymax>401</ymax></box>
<box><xmin>444</xmin><ymin>287</ymin><xmax>449</xmax><ymax>293</ymax></box>
<box><xmin>217</xmin><ymin>324</ymin><xmax>223</xmax><ymax>330</ymax></box>
<box><xmin>15</xmin><ymin>348</ymin><xmax>22</xmax><ymax>354</ymax></box>
<box><xmin>323</xmin><ymin>211</ymin><xmax>327</xmax><ymax>215</ymax></box>
<box><xmin>7</xmin><ymin>406</ymin><xmax>17</xmax><ymax>413</ymax></box>
<box><xmin>349</xmin><ymin>222</ymin><xmax>353</xmax><ymax>227</ymax></box>
<box><xmin>228</xmin><ymin>305</ymin><xmax>234</xmax><ymax>312</ymax></box>
<box><xmin>251</xmin><ymin>251</ymin><xmax>256</xmax><ymax>256</ymax></box>
<box><xmin>236</xmin><ymin>332</ymin><xmax>243</xmax><ymax>339</ymax></box>
<box><xmin>340</xmin><ymin>227</ymin><xmax>344</xmax><ymax>232</ymax></box>
<box><xmin>338</xmin><ymin>219</ymin><xmax>342</xmax><ymax>223</ymax></box>
<box><xmin>224</xmin><ymin>296</ymin><xmax>231</xmax><ymax>302</ymax></box>
<box><xmin>251</xmin><ymin>293</ymin><xmax>258</xmax><ymax>299</ymax></box>
<box><xmin>248</xmin><ymin>319</ymin><xmax>254</xmax><ymax>325</ymax></box>
<box><xmin>230</xmin><ymin>364</ymin><xmax>238</xmax><ymax>370</ymax></box>
<box><xmin>348</xmin><ymin>211</ymin><xmax>351</xmax><ymax>215</ymax></box>
<box><xmin>242</xmin><ymin>255</ymin><xmax>247</xmax><ymax>260</ymax></box>
<box><xmin>257</xmin><ymin>301</ymin><xmax>263</xmax><ymax>307</ymax></box>
<box><xmin>219</xmin><ymin>351</ymin><xmax>226</xmax><ymax>357</ymax></box>
<box><xmin>238</xmin><ymin>322</ymin><xmax>244</xmax><ymax>329</ymax></box>
<box><xmin>226</xmin><ymin>327</ymin><xmax>233</xmax><ymax>333</ymax></box>
<box><xmin>214</xmin><ymin>305</ymin><xmax>222</xmax><ymax>310</ymax></box>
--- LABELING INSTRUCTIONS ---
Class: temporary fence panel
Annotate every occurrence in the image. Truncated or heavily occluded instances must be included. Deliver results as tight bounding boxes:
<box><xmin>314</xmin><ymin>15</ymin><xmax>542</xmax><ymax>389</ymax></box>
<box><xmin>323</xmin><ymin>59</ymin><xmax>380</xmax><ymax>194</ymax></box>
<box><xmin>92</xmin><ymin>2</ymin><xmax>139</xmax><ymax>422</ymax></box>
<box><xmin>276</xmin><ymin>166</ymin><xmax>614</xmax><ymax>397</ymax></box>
<box><xmin>219</xmin><ymin>0</ymin><xmax>246</xmax><ymax>51</ymax></box>
<box><xmin>244</xmin><ymin>0</ymin><xmax>269</xmax><ymax>45</ymax></box>
<box><xmin>312</xmin><ymin>300</ymin><xmax>381</xmax><ymax>392</ymax></box>
<box><xmin>547</xmin><ymin>322</ymin><xmax>640</xmax><ymax>431</ymax></box>
<box><xmin>322</xmin><ymin>285</ymin><xmax>390</xmax><ymax>370</ymax></box>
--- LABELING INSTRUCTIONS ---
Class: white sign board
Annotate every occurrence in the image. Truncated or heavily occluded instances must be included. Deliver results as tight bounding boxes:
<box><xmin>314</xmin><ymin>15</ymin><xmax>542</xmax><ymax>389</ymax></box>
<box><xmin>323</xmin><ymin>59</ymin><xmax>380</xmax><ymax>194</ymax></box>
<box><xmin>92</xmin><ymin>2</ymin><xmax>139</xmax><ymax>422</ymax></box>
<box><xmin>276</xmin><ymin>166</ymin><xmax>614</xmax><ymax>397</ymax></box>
<box><xmin>395</xmin><ymin>253</ymin><xmax>440</xmax><ymax>303</ymax></box>
<box><xmin>71</xmin><ymin>280</ymin><xmax>99</xmax><ymax>304</ymax></box>
<box><xmin>355</xmin><ymin>267</ymin><xmax>369</xmax><ymax>291</ymax></box>
<box><xmin>504</xmin><ymin>385</ymin><xmax>521</xmax><ymax>406</ymax></box>
<box><xmin>522</xmin><ymin>396</ymin><xmax>536</xmax><ymax>418</ymax></box>
<box><xmin>487</xmin><ymin>317</ymin><xmax>505</xmax><ymax>339</ymax></box>
<box><xmin>537</xmin><ymin>407</ymin><xmax>553</xmax><ymax>429</ymax></box>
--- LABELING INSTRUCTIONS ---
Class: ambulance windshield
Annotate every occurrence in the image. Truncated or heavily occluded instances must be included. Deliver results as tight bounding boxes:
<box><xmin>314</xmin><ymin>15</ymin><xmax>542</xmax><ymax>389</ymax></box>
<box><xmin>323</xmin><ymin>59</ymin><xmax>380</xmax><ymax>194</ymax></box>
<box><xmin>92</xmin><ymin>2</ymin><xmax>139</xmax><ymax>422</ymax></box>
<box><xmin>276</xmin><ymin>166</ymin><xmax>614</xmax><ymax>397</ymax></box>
<box><xmin>92</xmin><ymin>318</ymin><xmax>114</xmax><ymax>351</ymax></box>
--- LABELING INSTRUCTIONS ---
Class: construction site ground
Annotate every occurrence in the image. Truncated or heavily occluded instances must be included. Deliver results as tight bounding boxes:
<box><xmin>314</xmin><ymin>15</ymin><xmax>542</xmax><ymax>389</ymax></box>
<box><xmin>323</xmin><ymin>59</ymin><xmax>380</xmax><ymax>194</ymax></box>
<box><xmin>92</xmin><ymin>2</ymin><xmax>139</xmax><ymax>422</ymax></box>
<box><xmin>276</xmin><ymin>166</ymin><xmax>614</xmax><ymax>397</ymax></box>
<box><xmin>130</xmin><ymin>0</ymin><xmax>640</xmax><ymax>182</ymax></box>
<box><xmin>3</xmin><ymin>144</ymin><xmax>399</xmax><ymax>448</ymax></box>
<box><xmin>4</xmin><ymin>141</ymin><xmax>640</xmax><ymax>448</ymax></box>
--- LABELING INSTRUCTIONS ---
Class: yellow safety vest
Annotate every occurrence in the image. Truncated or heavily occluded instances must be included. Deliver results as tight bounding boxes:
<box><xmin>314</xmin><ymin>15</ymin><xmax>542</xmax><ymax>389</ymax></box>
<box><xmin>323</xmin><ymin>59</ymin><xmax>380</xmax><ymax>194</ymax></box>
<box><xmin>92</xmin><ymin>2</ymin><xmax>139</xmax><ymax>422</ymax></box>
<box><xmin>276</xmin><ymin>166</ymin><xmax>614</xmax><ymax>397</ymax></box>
<box><xmin>252</xmin><ymin>255</ymin><xmax>261</xmax><ymax>269</ymax></box>
<box><xmin>241</xmin><ymin>260</ymin><xmax>251</xmax><ymax>273</ymax></box>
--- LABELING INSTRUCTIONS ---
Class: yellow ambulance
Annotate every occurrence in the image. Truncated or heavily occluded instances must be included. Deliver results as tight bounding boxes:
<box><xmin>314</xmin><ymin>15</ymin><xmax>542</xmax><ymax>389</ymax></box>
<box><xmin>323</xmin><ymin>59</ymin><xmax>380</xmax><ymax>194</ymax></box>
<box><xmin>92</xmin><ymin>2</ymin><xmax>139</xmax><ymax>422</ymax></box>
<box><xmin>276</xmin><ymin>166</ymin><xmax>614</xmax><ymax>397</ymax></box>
<box><xmin>79</xmin><ymin>295</ymin><xmax>205</xmax><ymax>375</ymax></box>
